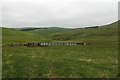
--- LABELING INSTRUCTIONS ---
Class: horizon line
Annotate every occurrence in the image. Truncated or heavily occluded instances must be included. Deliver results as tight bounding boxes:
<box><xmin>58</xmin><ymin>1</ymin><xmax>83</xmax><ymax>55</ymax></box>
<box><xmin>1</xmin><ymin>20</ymin><xmax>118</xmax><ymax>29</ymax></box>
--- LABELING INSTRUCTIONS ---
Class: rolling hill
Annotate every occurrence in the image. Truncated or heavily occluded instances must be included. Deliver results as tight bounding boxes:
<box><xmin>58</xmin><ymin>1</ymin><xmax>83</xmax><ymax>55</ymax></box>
<box><xmin>20</xmin><ymin>27</ymin><xmax>71</xmax><ymax>36</ymax></box>
<box><xmin>2</xmin><ymin>21</ymin><xmax>118</xmax><ymax>45</ymax></box>
<box><xmin>46</xmin><ymin>21</ymin><xmax>118</xmax><ymax>44</ymax></box>
<box><xmin>2</xmin><ymin>21</ymin><xmax>118</xmax><ymax>78</ymax></box>
<box><xmin>2</xmin><ymin>28</ymin><xmax>50</xmax><ymax>45</ymax></box>
<box><xmin>16</xmin><ymin>21</ymin><xmax>118</xmax><ymax>44</ymax></box>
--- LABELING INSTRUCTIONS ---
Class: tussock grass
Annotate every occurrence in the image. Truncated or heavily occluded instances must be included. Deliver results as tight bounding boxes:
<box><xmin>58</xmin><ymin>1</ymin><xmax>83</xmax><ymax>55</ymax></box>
<box><xmin>2</xmin><ymin>44</ymin><xmax>118</xmax><ymax>78</ymax></box>
<box><xmin>2</xmin><ymin>21</ymin><xmax>118</xmax><ymax>78</ymax></box>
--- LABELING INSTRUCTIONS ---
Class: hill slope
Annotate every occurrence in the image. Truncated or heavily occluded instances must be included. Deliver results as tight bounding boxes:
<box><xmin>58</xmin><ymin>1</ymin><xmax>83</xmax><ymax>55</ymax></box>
<box><xmin>20</xmin><ymin>27</ymin><xmax>71</xmax><ymax>36</ymax></box>
<box><xmin>2</xmin><ymin>22</ymin><xmax>118</xmax><ymax>78</ymax></box>
<box><xmin>46</xmin><ymin>21</ymin><xmax>118</xmax><ymax>44</ymax></box>
<box><xmin>2</xmin><ymin>28</ymin><xmax>50</xmax><ymax>44</ymax></box>
<box><xmin>2</xmin><ymin>21</ymin><xmax>118</xmax><ymax>44</ymax></box>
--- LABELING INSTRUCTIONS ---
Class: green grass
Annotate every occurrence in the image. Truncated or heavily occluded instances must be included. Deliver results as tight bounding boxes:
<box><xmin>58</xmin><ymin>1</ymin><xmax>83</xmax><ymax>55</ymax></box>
<box><xmin>0</xmin><ymin>27</ymin><xmax>2</xmax><ymax>79</ymax></box>
<box><xmin>2</xmin><ymin>21</ymin><xmax>118</xmax><ymax>78</ymax></box>
<box><xmin>21</xmin><ymin>27</ymin><xmax>71</xmax><ymax>36</ymax></box>
<box><xmin>46</xmin><ymin>21</ymin><xmax>118</xmax><ymax>43</ymax></box>
<box><xmin>19</xmin><ymin>21</ymin><xmax>118</xmax><ymax>44</ymax></box>
<box><xmin>2</xmin><ymin>28</ymin><xmax>51</xmax><ymax>45</ymax></box>
<box><xmin>2</xmin><ymin>44</ymin><xmax>118</xmax><ymax>78</ymax></box>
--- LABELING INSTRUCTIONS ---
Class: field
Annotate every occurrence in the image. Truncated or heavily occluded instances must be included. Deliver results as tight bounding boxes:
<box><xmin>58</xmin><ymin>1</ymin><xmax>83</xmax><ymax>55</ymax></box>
<box><xmin>2</xmin><ymin>21</ymin><xmax>118</xmax><ymax>78</ymax></box>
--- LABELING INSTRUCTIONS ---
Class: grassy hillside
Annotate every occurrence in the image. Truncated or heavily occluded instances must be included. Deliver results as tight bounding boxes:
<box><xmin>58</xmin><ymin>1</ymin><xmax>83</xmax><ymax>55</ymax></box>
<box><xmin>46</xmin><ymin>21</ymin><xmax>118</xmax><ymax>44</ymax></box>
<box><xmin>2</xmin><ymin>28</ymin><xmax>50</xmax><ymax>45</ymax></box>
<box><xmin>19</xmin><ymin>21</ymin><xmax>118</xmax><ymax>44</ymax></box>
<box><xmin>2</xmin><ymin>21</ymin><xmax>118</xmax><ymax>78</ymax></box>
<box><xmin>20</xmin><ymin>27</ymin><xmax>71</xmax><ymax>36</ymax></box>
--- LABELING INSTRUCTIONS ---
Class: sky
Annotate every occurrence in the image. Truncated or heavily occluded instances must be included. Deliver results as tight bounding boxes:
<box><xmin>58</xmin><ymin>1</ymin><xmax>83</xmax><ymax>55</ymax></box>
<box><xmin>1</xmin><ymin>0</ymin><xmax>119</xmax><ymax>28</ymax></box>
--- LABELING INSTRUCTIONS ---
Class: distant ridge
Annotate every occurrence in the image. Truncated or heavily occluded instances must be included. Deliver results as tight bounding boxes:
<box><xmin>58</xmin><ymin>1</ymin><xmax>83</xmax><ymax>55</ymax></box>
<box><xmin>2</xmin><ymin>21</ymin><xmax>118</xmax><ymax>44</ymax></box>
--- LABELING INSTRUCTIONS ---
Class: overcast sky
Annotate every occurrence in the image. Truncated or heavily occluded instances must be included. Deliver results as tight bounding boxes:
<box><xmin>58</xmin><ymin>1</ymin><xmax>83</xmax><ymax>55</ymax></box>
<box><xmin>1</xmin><ymin>0</ymin><xmax>119</xmax><ymax>28</ymax></box>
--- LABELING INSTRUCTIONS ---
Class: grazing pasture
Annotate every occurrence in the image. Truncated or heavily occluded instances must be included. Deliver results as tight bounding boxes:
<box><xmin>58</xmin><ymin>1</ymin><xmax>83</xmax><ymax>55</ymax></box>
<box><xmin>2</xmin><ymin>44</ymin><xmax>118</xmax><ymax>78</ymax></box>
<box><xmin>2</xmin><ymin>21</ymin><xmax>118</xmax><ymax>78</ymax></box>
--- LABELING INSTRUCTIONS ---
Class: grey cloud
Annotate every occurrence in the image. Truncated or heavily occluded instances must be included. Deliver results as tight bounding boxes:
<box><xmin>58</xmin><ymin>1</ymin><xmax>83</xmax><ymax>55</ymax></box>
<box><xmin>2</xmin><ymin>0</ymin><xmax>119</xmax><ymax>28</ymax></box>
